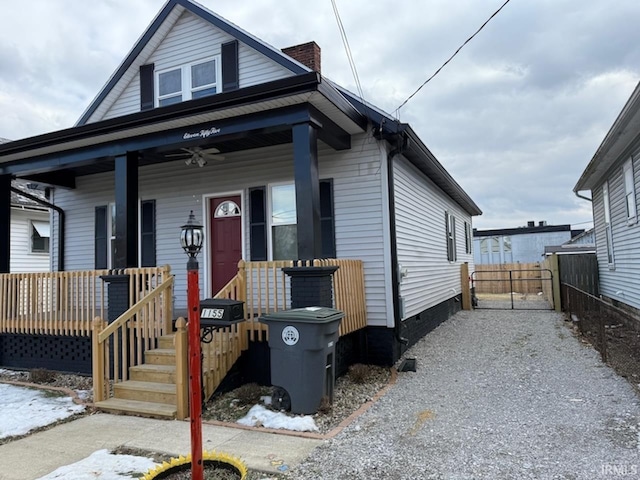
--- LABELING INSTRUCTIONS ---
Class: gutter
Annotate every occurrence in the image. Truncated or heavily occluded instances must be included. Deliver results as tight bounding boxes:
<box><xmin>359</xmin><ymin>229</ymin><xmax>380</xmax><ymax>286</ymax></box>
<box><xmin>574</xmin><ymin>191</ymin><xmax>592</xmax><ymax>202</ymax></box>
<box><xmin>10</xmin><ymin>187</ymin><xmax>65</xmax><ymax>271</ymax></box>
<box><xmin>386</xmin><ymin>133</ymin><xmax>410</xmax><ymax>350</ymax></box>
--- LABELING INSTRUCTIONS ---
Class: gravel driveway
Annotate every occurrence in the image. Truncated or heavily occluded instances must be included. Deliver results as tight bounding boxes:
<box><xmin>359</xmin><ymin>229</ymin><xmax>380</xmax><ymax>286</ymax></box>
<box><xmin>291</xmin><ymin>309</ymin><xmax>640</xmax><ymax>479</ymax></box>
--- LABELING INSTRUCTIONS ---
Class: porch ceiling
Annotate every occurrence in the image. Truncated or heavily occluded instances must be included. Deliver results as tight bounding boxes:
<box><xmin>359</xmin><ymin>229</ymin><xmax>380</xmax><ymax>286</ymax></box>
<box><xmin>0</xmin><ymin>72</ymin><xmax>367</xmax><ymax>184</ymax></box>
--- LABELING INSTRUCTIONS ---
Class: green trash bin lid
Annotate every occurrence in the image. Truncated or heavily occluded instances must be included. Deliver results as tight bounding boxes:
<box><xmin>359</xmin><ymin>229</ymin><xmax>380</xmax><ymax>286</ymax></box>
<box><xmin>259</xmin><ymin>306</ymin><xmax>344</xmax><ymax>324</ymax></box>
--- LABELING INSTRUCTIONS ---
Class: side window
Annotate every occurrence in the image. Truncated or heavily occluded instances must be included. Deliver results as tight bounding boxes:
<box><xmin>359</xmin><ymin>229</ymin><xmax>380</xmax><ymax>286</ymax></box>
<box><xmin>445</xmin><ymin>212</ymin><xmax>456</xmax><ymax>262</ymax></box>
<box><xmin>603</xmin><ymin>181</ymin><xmax>614</xmax><ymax>267</ymax></box>
<box><xmin>464</xmin><ymin>221</ymin><xmax>472</xmax><ymax>254</ymax></box>
<box><xmin>623</xmin><ymin>158</ymin><xmax>637</xmax><ymax>223</ymax></box>
<box><xmin>31</xmin><ymin>221</ymin><xmax>50</xmax><ymax>253</ymax></box>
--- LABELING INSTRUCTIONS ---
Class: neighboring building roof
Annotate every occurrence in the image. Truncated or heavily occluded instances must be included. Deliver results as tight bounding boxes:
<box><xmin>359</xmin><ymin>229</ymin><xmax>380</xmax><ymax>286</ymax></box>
<box><xmin>473</xmin><ymin>224</ymin><xmax>573</xmax><ymax>238</ymax></box>
<box><xmin>565</xmin><ymin>227</ymin><xmax>595</xmax><ymax>245</ymax></box>
<box><xmin>575</xmin><ymin>80</ymin><xmax>640</xmax><ymax>192</ymax></box>
<box><xmin>544</xmin><ymin>245</ymin><xmax>596</xmax><ymax>255</ymax></box>
<box><xmin>11</xmin><ymin>180</ymin><xmax>48</xmax><ymax>210</ymax></box>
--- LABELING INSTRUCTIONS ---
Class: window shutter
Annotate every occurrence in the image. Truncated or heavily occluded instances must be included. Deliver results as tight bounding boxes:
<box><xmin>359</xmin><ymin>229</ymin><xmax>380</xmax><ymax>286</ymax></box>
<box><xmin>140</xmin><ymin>63</ymin><xmax>155</xmax><ymax>111</ymax></box>
<box><xmin>320</xmin><ymin>179</ymin><xmax>336</xmax><ymax>258</ymax></box>
<box><xmin>221</xmin><ymin>40</ymin><xmax>239</xmax><ymax>92</ymax></box>
<box><xmin>95</xmin><ymin>206</ymin><xmax>108</xmax><ymax>269</ymax></box>
<box><xmin>249</xmin><ymin>187</ymin><xmax>267</xmax><ymax>261</ymax></box>
<box><xmin>140</xmin><ymin>200</ymin><xmax>156</xmax><ymax>267</ymax></box>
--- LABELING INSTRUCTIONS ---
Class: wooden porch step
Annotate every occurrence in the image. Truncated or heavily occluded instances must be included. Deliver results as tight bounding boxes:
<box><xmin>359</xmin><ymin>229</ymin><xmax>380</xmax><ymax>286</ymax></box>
<box><xmin>94</xmin><ymin>398</ymin><xmax>177</xmax><ymax>419</ymax></box>
<box><xmin>158</xmin><ymin>334</ymin><xmax>176</xmax><ymax>350</ymax></box>
<box><xmin>129</xmin><ymin>364</ymin><xmax>176</xmax><ymax>384</ymax></box>
<box><xmin>114</xmin><ymin>380</ymin><xmax>176</xmax><ymax>405</ymax></box>
<box><xmin>145</xmin><ymin>348</ymin><xmax>177</xmax><ymax>366</ymax></box>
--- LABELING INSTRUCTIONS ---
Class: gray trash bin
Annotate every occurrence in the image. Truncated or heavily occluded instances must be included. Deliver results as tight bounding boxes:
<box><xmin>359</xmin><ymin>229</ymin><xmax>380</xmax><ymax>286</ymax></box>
<box><xmin>259</xmin><ymin>306</ymin><xmax>344</xmax><ymax>415</ymax></box>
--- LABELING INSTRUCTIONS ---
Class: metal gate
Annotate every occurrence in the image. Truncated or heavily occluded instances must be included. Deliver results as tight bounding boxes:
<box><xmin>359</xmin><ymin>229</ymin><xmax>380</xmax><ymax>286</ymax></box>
<box><xmin>470</xmin><ymin>268</ymin><xmax>554</xmax><ymax>310</ymax></box>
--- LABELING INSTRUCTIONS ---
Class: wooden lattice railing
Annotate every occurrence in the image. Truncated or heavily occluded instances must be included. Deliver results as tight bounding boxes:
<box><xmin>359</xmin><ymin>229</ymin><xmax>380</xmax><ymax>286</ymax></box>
<box><xmin>0</xmin><ymin>266</ymin><xmax>170</xmax><ymax>336</ymax></box>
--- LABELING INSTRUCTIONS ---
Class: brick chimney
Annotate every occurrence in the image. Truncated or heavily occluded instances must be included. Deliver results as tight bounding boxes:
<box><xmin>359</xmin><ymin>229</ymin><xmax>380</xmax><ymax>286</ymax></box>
<box><xmin>282</xmin><ymin>41</ymin><xmax>321</xmax><ymax>74</ymax></box>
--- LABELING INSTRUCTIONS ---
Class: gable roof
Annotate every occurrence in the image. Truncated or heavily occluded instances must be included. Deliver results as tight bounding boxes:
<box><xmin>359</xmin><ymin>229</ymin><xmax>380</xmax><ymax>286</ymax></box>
<box><xmin>76</xmin><ymin>0</ymin><xmax>311</xmax><ymax>126</ymax></box>
<box><xmin>575</xmin><ymin>80</ymin><xmax>640</xmax><ymax>192</ymax></box>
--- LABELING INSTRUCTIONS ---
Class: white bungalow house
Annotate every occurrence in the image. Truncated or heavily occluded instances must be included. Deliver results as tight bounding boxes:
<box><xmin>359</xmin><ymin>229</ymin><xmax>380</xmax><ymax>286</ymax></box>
<box><xmin>10</xmin><ymin>180</ymin><xmax>50</xmax><ymax>273</ymax></box>
<box><xmin>575</xmin><ymin>80</ymin><xmax>640</xmax><ymax>313</ymax></box>
<box><xmin>0</xmin><ymin>0</ymin><xmax>480</xmax><ymax>416</ymax></box>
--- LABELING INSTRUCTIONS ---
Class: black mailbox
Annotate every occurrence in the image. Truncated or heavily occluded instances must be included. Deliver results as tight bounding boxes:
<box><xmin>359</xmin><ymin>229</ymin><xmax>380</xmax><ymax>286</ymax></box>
<box><xmin>199</xmin><ymin>298</ymin><xmax>244</xmax><ymax>328</ymax></box>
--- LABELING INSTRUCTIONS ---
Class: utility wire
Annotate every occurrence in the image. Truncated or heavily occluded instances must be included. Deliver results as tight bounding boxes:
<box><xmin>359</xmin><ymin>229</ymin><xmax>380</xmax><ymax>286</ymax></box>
<box><xmin>395</xmin><ymin>0</ymin><xmax>512</xmax><ymax>116</ymax></box>
<box><xmin>331</xmin><ymin>0</ymin><xmax>366</xmax><ymax>104</ymax></box>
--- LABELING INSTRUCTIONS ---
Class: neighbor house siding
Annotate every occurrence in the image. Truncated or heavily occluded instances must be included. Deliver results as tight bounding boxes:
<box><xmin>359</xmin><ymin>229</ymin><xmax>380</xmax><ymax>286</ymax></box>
<box><xmin>593</xmin><ymin>151</ymin><xmax>640</xmax><ymax>310</ymax></box>
<box><xmin>393</xmin><ymin>156</ymin><xmax>473</xmax><ymax>319</ymax></box>
<box><xmin>100</xmin><ymin>10</ymin><xmax>293</xmax><ymax>121</ymax></box>
<box><xmin>10</xmin><ymin>208</ymin><xmax>50</xmax><ymax>273</ymax></box>
<box><xmin>52</xmin><ymin>133</ymin><xmax>390</xmax><ymax>327</ymax></box>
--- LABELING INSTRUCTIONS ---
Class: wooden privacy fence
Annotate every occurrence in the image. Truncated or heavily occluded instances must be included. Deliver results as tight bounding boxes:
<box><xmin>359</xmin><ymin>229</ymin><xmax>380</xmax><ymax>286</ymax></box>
<box><xmin>472</xmin><ymin>263</ymin><xmax>547</xmax><ymax>294</ymax></box>
<box><xmin>0</xmin><ymin>266</ymin><xmax>169</xmax><ymax>336</ymax></box>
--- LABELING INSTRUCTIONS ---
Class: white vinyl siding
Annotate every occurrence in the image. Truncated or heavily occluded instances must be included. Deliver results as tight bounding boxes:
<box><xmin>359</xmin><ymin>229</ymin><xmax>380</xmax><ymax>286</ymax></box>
<box><xmin>393</xmin><ymin>156</ymin><xmax>474</xmax><ymax>319</ymax></box>
<box><xmin>10</xmin><ymin>208</ymin><xmax>50</xmax><ymax>273</ymax></box>
<box><xmin>99</xmin><ymin>10</ymin><xmax>293</xmax><ymax>121</ymax></box>
<box><xmin>51</xmin><ymin>134</ymin><xmax>391</xmax><ymax>327</ymax></box>
<box><xmin>593</xmin><ymin>152</ymin><xmax>640</xmax><ymax>310</ymax></box>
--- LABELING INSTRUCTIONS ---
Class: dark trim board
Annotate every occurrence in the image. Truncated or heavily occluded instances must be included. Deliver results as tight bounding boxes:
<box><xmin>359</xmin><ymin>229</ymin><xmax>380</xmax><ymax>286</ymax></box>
<box><xmin>365</xmin><ymin>295</ymin><xmax>463</xmax><ymax>366</ymax></box>
<box><xmin>0</xmin><ymin>334</ymin><xmax>92</xmax><ymax>375</ymax></box>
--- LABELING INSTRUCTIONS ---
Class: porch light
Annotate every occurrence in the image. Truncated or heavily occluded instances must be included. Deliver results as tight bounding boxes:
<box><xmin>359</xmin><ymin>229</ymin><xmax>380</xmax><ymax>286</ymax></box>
<box><xmin>180</xmin><ymin>210</ymin><xmax>204</xmax><ymax>258</ymax></box>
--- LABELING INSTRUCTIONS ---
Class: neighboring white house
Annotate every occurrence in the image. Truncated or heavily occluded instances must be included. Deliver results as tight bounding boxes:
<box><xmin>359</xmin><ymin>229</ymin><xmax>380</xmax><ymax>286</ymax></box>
<box><xmin>10</xmin><ymin>181</ymin><xmax>50</xmax><ymax>273</ymax></box>
<box><xmin>1</xmin><ymin>137</ymin><xmax>50</xmax><ymax>273</ymax></box>
<box><xmin>575</xmin><ymin>80</ymin><xmax>640</xmax><ymax>312</ymax></box>
<box><xmin>0</xmin><ymin>0</ymin><xmax>481</xmax><ymax>364</ymax></box>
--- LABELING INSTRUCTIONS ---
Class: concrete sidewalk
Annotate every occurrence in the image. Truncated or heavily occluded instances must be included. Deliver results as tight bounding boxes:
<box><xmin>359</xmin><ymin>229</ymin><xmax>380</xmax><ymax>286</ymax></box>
<box><xmin>0</xmin><ymin>413</ymin><xmax>323</xmax><ymax>479</ymax></box>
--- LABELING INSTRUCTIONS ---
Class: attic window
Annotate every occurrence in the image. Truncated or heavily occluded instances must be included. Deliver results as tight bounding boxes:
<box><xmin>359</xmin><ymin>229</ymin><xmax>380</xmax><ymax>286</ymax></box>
<box><xmin>156</xmin><ymin>57</ymin><xmax>220</xmax><ymax>107</ymax></box>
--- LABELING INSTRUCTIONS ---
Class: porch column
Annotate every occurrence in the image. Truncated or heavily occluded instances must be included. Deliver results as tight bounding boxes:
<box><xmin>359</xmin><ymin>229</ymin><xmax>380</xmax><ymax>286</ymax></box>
<box><xmin>292</xmin><ymin>122</ymin><xmax>322</xmax><ymax>260</ymax></box>
<box><xmin>0</xmin><ymin>175</ymin><xmax>10</xmax><ymax>273</ymax></box>
<box><xmin>114</xmin><ymin>152</ymin><xmax>139</xmax><ymax>268</ymax></box>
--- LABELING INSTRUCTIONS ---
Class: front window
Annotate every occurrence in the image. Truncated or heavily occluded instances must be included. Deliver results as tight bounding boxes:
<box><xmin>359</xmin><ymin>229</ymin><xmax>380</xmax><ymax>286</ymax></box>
<box><xmin>270</xmin><ymin>184</ymin><xmax>297</xmax><ymax>260</ymax></box>
<box><xmin>31</xmin><ymin>221</ymin><xmax>50</xmax><ymax>253</ymax></box>
<box><xmin>158</xmin><ymin>69</ymin><xmax>182</xmax><ymax>106</ymax></box>
<box><xmin>156</xmin><ymin>57</ymin><xmax>220</xmax><ymax>107</ymax></box>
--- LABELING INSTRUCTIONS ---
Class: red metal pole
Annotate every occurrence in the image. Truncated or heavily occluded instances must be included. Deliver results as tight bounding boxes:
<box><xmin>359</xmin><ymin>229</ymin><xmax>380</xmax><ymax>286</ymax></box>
<box><xmin>187</xmin><ymin>260</ymin><xmax>203</xmax><ymax>480</ymax></box>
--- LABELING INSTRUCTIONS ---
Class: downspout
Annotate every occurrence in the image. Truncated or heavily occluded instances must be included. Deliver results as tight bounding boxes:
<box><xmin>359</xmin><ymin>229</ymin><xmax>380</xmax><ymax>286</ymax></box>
<box><xmin>10</xmin><ymin>187</ymin><xmax>65</xmax><ymax>271</ymax></box>
<box><xmin>386</xmin><ymin>133</ymin><xmax>410</xmax><ymax>350</ymax></box>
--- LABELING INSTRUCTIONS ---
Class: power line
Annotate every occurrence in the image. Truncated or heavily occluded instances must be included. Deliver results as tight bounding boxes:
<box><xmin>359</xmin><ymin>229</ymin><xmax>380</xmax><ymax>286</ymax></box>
<box><xmin>395</xmin><ymin>0</ymin><xmax>513</xmax><ymax>116</ymax></box>
<box><xmin>330</xmin><ymin>0</ymin><xmax>365</xmax><ymax>104</ymax></box>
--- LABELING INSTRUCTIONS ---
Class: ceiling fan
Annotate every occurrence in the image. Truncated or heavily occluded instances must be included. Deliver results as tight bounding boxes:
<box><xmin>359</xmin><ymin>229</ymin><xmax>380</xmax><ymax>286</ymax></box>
<box><xmin>166</xmin><ymin>147</ymin><xmax>225</xmax><ymax>167</ymax></box>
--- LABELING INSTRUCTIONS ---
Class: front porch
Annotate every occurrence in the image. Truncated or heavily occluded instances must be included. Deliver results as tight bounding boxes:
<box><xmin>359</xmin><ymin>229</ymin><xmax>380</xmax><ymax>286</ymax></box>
<box><xmin>0</xmin><ymin>259</ymin><xmax>366</xmax><ymax>418</ymax></box>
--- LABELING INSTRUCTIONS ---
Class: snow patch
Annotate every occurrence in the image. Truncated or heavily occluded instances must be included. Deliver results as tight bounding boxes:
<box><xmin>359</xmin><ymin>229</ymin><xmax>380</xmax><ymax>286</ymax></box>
<box><xmin>0</xmin><ymin>383</ymin><xmax>85</xmax><ymax>439</ymax></box>
<box><xmin>237</xmin><ymin>404</ymin><xmax>318</xmax><ymax>432</ymax></box>
<box><xmin>36</xmin><ymin>449</ymin><xmax>157</xmax><ymax>479</ymax></box>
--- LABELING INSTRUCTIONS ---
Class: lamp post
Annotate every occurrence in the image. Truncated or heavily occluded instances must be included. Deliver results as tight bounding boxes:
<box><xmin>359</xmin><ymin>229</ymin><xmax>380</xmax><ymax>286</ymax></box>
<box><xmin>180</xmin><ymin>210</ymin><xmax>204</xmax><ymax>480</ymax></box>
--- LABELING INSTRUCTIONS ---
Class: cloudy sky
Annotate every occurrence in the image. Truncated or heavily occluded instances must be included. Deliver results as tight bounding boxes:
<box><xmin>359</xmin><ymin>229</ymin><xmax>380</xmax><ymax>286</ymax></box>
<box><xmin>1</xmin><ymin>0</ymin><xmax>639</xmax><ymax>229</ymax></box>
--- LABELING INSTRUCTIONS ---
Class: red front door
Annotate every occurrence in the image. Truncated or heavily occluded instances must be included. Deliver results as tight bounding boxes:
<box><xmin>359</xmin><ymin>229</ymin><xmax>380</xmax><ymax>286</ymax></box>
<box><xmin>210</xmin><ymin>195</ymin><xmax>242</xmax><ymax>296</ymax></box>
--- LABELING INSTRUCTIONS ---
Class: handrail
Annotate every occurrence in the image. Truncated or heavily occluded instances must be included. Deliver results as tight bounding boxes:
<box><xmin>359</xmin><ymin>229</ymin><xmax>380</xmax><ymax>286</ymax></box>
<box><xmin>97</xmin><ymin>275</ymin><xmax>174</xmax><ymax>343</ymax></box>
